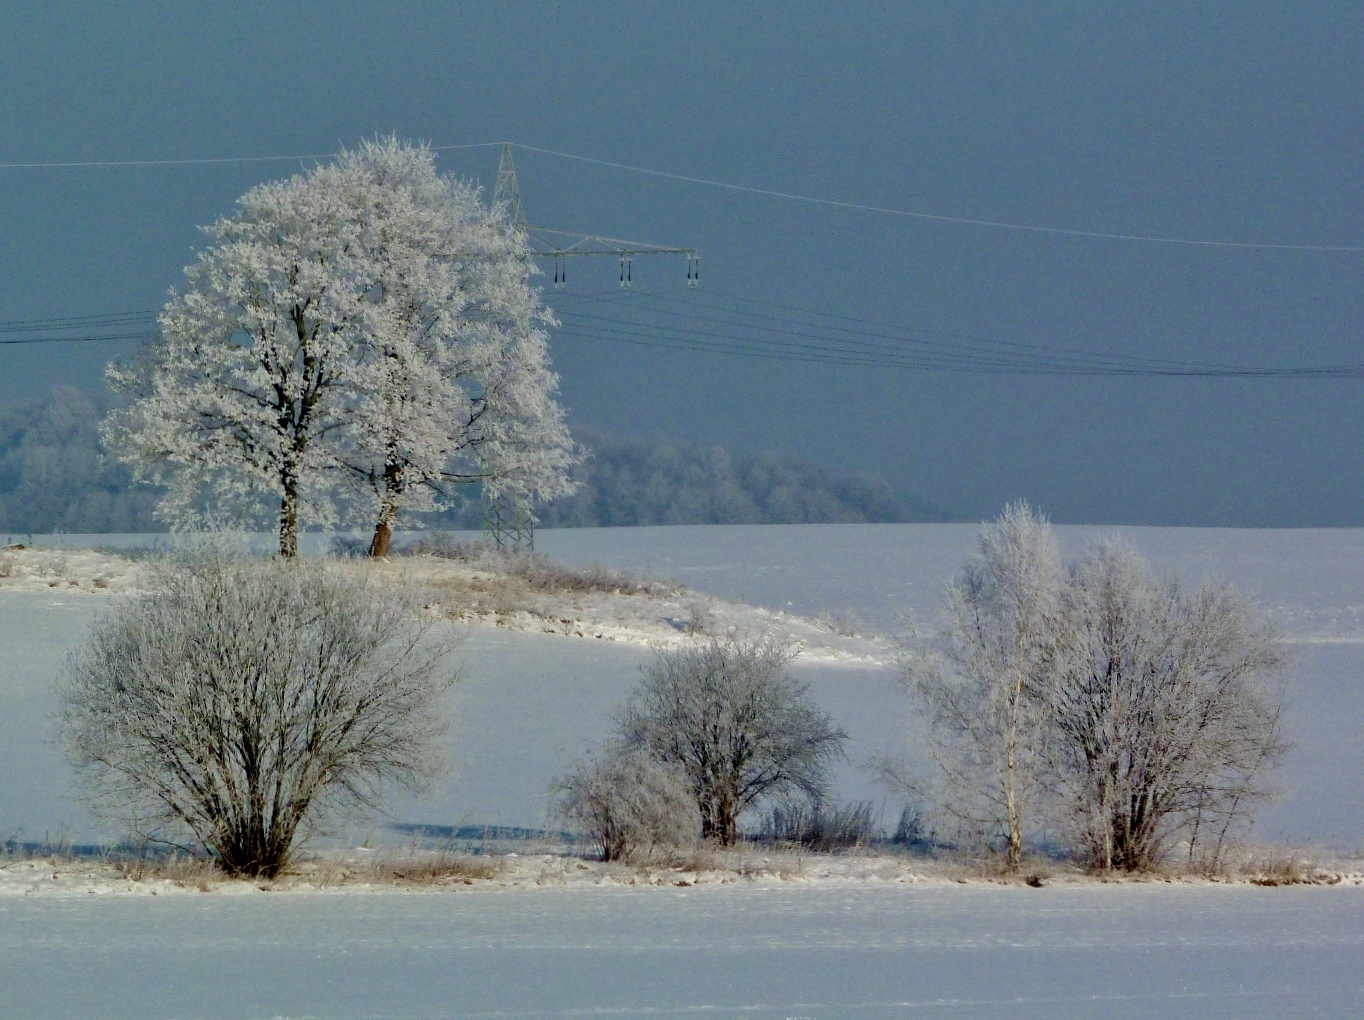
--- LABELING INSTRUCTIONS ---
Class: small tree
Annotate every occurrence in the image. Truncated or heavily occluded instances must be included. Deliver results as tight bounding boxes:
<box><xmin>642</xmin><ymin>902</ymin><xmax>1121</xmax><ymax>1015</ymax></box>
<box><xmin>1051</xmin><ymin>539</ymin><xmax>1288</xmax><ymax>871</ymax></box>
<box><xmin>900</xmin><ymin>502</ymin><xmax>1064</xmax><ymax>869</ymax></box>
<box><xmin>620</xmin><ymin>635</ymin><xmax>847</xmax><ymax>844</ymax></box>
<box><xmin>58</xmin><ymin>554</ymin><xmax>454</xmax><ymax>877</ymax></box>
<box><xmin>554</xmin><ymin>744</ymin><xmax>699</xmax><ymax>861</ymax></box>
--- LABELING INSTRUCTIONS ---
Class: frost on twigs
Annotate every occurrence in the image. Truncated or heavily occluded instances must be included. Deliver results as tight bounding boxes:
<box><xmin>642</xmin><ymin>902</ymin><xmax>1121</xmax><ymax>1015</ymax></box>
<box><xmin>102</xmin><ymin>137</ymin><xmax>577</xmax><ymax>559</ymax></box>
<box><xmin>1050</xmin><ymin>539</ymin><xmax>1288</xmax><ymax>872</ymax></box>
<box><xmin>57</xmin><ymin>552</ymin><xmax>456</xmax><ymax>878</ymax></box>
<box><xmin>553</xmin><ymin>746</ymin><xmax>699</xmax><ymax>862</ymax></box>
<box><xmin>620</xmin><ymin>635</ymin><xmax>849</xmax><ymax>845</ymax></box>
<box><xmin>895</xmin><ymin>502</ymin><xmax>1064</xmax><ymax>871</ymax></box>
<box><xmin>890</xmin><ymin>504</ymin><xmax>1289</xmax><ymax>874</ymax></box>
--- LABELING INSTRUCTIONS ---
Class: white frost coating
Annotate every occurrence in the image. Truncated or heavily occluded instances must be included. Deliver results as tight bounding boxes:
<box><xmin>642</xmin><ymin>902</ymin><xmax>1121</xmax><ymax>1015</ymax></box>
<box><xmin>332</xmin><ymin>139</ymin><xmax>576</xmax><ymax>549</ymax></box>
<box><xmin>102</xmin><ymin>138</ymin><xmax>576</xmax><ymax>557</ymax></box>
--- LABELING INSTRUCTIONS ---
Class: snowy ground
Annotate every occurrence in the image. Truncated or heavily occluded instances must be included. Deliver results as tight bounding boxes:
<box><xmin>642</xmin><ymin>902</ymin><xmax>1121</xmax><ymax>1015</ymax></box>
<box><xmin>4</xmin><ymin>525</ymin><xmax>1364</xmax><ymax>1019</ymax></box>
<box><xmin>4</xmin><ymin>843</ymin><xmax>1360</xmax><ymax>899</ymax></box>
<box><xmin>1</xmin><ymin>881</ymin><xmax>1361</xmax><ymax>1018</ymax></box>
<box><xmin>3</xmin><ymin>525</ymin><xmax>1363</xmax><ymax>848</ymax></box>
<box><xmin>0</xmin><ymin>542</ymin><xmax>890</xmax><ymax>664</ymax></box>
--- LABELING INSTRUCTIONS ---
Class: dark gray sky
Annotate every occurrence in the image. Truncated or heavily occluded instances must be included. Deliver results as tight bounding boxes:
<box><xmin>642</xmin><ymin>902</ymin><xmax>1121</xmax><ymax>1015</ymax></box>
<box><xmin>2</xmin><ymin>2</ymin><xmax>1362</xmax><ymax>526</ymax></box>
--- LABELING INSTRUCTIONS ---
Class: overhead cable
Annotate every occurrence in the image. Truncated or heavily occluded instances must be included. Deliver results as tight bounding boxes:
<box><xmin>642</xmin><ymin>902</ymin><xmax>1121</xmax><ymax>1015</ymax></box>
<box><xmin>1</xmin><ymin>139</ymin><xmax>1357</xmax><ymax>252</ymax></box>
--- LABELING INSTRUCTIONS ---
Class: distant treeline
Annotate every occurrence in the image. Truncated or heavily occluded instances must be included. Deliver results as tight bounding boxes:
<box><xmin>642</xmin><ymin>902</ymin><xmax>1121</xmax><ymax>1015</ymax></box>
<box><xmin>529</xmin><ymin>429</ymin><xmax>958</xmax><ymax>528</ymax></box>
<box><xmin>0</xmin><ymin>389</ymin><xmax>956</xmax><ymax>534</ymax></box>
<box><xmin>0</xmin><ymin>387</ymin><xmax>160</xmax><ymax>534</ymax></box>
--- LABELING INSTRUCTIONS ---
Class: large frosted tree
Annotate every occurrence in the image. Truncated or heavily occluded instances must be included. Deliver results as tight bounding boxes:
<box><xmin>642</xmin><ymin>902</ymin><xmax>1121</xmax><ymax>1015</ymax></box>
<box><xmin>104</xmin><ymin>139</ymin><xmax>575</xmax><ymax>556</ymax></box>
<box><xmin>335</xmin><ymin>140</ymin><xmax>575</xmax><ymax>556</ymax></box>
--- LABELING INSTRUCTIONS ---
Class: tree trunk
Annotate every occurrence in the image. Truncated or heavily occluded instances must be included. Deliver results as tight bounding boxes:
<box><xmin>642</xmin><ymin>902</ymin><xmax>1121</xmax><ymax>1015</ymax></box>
<box><xmin>279</xmin><ymin>480</ymin><xmax>299</xmax><ymax>559</ymax></box>
<box><xmin>1004</xmin><ymin>661</ymin><xmax>1025</xmax><ymax>871</ymax></box>
<box><xmin>369</xmin><ymin>463</ymin><xmax>402</xmax><ymax>558</ymax></box>
<box><xmin>369</xmin><ymin>521</ymin><xmax>393</xmax><ymax>558</ymax></box>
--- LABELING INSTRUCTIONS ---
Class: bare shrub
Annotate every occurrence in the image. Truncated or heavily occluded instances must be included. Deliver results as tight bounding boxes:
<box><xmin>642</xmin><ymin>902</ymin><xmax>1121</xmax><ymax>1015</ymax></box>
<box><xmin>758</xmin><ymin>800</ymin><xmax>878</xmax><ymax>851</ymax></box>
<box><xmin>682</xmin><ymin>599</ymin><xmax>715</xmax><ymax>636</ymax></box>
<box><xmin>1051</xmin><ymin>539</ymin><xmax>1288</xmax><ymax>872</ymax></box>
<box><xmin>621</xmin><ymin>635</ymin><xmax>848</xmax><ymax>844</ymax></box>
<box><xmin>896</xmin><ymin>502</ymin><xmax>1064</xmax><ymax>870</ymax></box>
<box><xmin>554</xmin><ymin>745</ymin><xmax>699</xmax><ymax>861</ymax></box>
<box><xmin>59</xmin><ymin>553</ymin><xmax>455</xmax><ymax>878</ymax></box>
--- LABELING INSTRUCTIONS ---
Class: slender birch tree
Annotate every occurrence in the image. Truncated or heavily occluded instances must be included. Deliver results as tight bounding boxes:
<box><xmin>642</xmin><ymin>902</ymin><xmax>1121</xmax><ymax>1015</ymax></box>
<box><xmin>901</xmin><ymin>502</ymin><xmax>1064</xmax><ymax>868</ymax></box>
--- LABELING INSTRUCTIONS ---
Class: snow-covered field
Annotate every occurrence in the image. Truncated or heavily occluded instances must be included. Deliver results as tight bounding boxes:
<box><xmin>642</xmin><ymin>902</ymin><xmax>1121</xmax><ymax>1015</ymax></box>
<box><xmin>4</xmin><ymin>523</ymin><xmax>1363</xmax><ymax>848</ymax></box>
<box><xmin>3</xmin><ymin>524</ymin><xmax>1364</xmax><ymax>1018</ymax></box>
<box><xmin>1</xmin><ymin>882</ymin><xmax>1361</xmax><ymax>1019</ymax></box>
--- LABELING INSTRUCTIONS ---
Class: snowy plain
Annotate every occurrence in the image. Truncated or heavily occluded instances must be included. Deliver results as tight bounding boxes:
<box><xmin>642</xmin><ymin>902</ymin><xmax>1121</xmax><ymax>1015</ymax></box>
<box><xmin>4</xmin><ymin>523</ymin><xmax>1363</xmax><ymax>848</ymax></box>
<box><xmin>3</xmin><ymin>524</ymin><xmax>1364</xmax><ymax>1019</ymax></box>
<box><xmin>1</xmin><ymin>883</ymin><xmax>1362</xmax><ymax>1019</ymax></box>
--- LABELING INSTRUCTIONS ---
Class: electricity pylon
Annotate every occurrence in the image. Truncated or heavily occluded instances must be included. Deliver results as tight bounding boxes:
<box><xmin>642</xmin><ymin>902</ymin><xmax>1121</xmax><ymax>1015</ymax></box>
<box><xmin>482</xmin><ymin>143</ymin><xmax>698</xmax><ymax>553</ymax></box>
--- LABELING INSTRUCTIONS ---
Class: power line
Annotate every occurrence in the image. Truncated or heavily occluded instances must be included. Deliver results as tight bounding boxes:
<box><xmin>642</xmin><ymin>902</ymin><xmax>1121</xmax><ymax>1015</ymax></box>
<box><xmin>0</xmin><ymin>312</ymin><xmax>156</xmax><ymax>335</ymax></box>
<box><xmin>0</xmin><ymin>142</ymin><xmax>503</xmax><ymax>170</ymax></box>
<box><xmin>554</xmin><ymin>290</ymin><xmax>1363</xmax><ymax>378</ymax></box>
<box><xmin>1</xmin><ymin>138</ymin><xmax>1357</xmax><ymax>252</ymax></box>
<box><xmin>624</xmin><ymin>289</ymin><xmax>1238</xmax><ymax>373</ymax></box>
<box><xmin>0</xmin><ymin>332</ymin><xmax>152</xmax><ymax>346</ymax></box>
<box><xmin>555</xmin><ymin>322</ymin><xmax>1363</xmax><ymax>378</ymax></box>
<box><xmin>511</xmin><ymin>144</ymin><xmax>1364</xmax><ymax>254</ymax></box>
<box><xmin>2</xmin><ymin>290</ymin><xmax>1358</xmax><ymax>377</ymax></box>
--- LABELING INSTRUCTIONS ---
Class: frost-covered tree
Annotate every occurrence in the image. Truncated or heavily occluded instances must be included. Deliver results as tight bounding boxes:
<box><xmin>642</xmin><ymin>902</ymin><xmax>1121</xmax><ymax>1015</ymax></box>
<box><xmin>332</xmin><ymin>139</ymin><xmax>575</xmax><ymax>557</ymax></box>
<box><xmin>103</xmin><ymin>139</ymin><xmax>575</xmax><ymax>558</ymax></box>
<box><xmin>103</xmin><ymin>161</ymin><xmax>374</xmax><ymax>556</ymax></box>
<box><xmin>620</xmin><ymin>635</ymin><xmax>847</xmax><ymax>845</ymax></box>
<box><xmin>1051</xmin><ymin>539</ymin><xmax>1288</xmax><ymax>871</ymax></box>
<box><xmin>899</xmin><ymin>502</ymin><xmax>1064</xmax><ymax>869</ymax></box>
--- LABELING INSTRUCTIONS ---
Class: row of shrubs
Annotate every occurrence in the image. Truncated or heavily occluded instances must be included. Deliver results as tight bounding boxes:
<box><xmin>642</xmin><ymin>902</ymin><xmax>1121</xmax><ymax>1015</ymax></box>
<box><xmin>52</xmin><ymin>501</ymin><xmax>1288</xmax><ymax>877</ymax></box>
<box><xmin>554</xmin><ymin>503</ymin><xmax>1289</xmax><ymax>872</ymax></box>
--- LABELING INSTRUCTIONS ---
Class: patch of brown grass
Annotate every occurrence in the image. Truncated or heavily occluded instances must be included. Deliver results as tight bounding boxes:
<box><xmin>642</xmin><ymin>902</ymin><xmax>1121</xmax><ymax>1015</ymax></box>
<box><xmin>294</xmin><ymin>849</ymin><xmax>502</xmax><ymax>888</ymax></box>
<box><xmin>117</xmin><ymin>853</ymin><xmax>220</xmax><ymax>888</ymax></box>
<box><xmin>394</xmin><ymin>536</ymin><xmax>678</xmax><ymax>598</ymax></box>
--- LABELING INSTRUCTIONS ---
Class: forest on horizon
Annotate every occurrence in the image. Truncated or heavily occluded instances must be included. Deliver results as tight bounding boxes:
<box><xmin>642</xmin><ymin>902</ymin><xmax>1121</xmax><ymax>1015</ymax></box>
<box><xmin>0</xmin><ymin>387</ymin><xmax>957</xmax><ymax>535</ymax></box>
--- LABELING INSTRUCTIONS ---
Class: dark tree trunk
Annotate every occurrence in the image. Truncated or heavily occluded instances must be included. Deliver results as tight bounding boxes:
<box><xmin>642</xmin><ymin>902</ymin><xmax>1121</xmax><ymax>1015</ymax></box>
<box><xmin>279</xmin><ymin>480</ymin><xmax>299</xmax><ymax>559</ymax></box>
<box><xmin>369</xmin><ymin>462</ymin><xmax>402</xmax><ymax>559</ymax></box>
<box><xmin>369</xmin><ymin>521</ymin><xmax>393</xmax><ymax>558</ymax></box>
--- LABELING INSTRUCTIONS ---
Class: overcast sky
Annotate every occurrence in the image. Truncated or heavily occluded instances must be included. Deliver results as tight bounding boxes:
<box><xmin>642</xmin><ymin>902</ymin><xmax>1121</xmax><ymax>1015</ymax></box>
<box><xmin>2</xmin><ymin>2</ymin><xmax>1361</xmax><ymax>526</ymax></box>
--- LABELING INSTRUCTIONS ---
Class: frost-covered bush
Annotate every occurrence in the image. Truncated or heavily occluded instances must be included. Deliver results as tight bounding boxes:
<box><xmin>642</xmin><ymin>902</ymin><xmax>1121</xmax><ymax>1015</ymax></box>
<box><xmin>621</xmin><ymin>636</ymin><xmax>848</xmax><ymax>845</ymax></box>
<box><xmin>1051</xmin><ymin>539</ymin><xmax>1287</xmax><ymax>872</ymax></box>
<box><xmin>554</xmin><ymin>746</ymin><xmax>698</xmax><ymax>861</ymax></box>
<box><xmin>59</xmin><ymin>553</ymin><xmax>455</xmax><ymax>877</ymax></box>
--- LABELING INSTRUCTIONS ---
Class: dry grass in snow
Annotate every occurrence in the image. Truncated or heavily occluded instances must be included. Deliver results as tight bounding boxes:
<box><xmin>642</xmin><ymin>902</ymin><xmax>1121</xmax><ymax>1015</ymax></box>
<box><xmin>4</xmin><ymin>842</ymin><xmax>1360</xmax><ymax>898</ymax></box>
<box><xmin>0</xmin><ymin>543</ymin><xmax>894</xmax><ymax>664</ymax></box>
